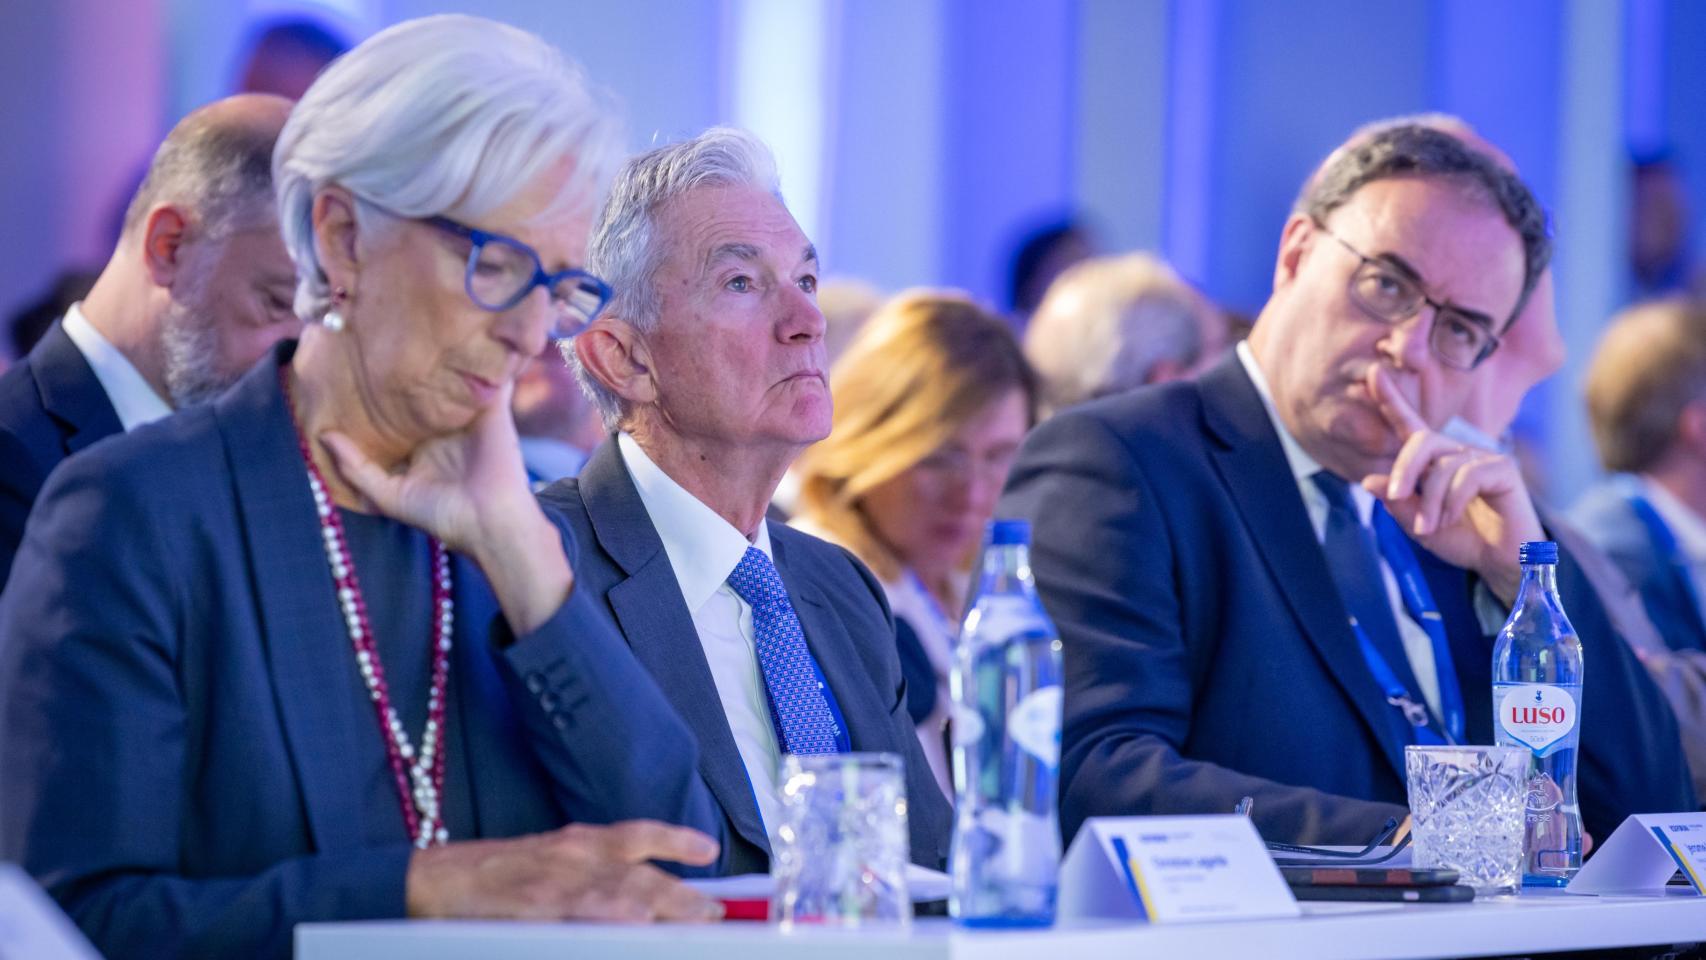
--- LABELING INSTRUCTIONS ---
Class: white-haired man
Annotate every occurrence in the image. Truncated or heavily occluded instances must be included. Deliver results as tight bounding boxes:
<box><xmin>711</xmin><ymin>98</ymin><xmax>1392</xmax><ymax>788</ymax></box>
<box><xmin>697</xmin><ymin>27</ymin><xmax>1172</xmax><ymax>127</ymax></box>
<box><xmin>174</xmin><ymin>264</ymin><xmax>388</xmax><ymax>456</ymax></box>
<box><xmin>549</xmin><ymin>127</ymin><xmax>951</xmax><ymax>873</ymax></box>
<box><xmin>0</xmin><ymin>93</ymin><xmax>302</xmax><ymax>585</ymax></box>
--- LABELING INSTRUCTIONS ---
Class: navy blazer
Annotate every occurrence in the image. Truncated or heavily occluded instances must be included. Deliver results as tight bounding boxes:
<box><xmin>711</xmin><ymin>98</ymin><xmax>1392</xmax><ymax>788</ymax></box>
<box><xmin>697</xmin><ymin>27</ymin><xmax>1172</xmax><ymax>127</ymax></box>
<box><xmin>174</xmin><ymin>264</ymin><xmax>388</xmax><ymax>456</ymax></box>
<box><xmin>0</xmin><ymin>343</ymin><xmax>728</xmax><ymax>960</ymax></box>
<box><xmin>999</xmin><ymin>356</ymin><xmax>1696</xmax><ymax>847</ymax></box>
<box><xmin>0</xmin><ymin>319</ymin><xmax>123</xmax><ymax>587</ymax></box>
<box><xmin>537</xmin><ymin>441</ymin><xmax>953</xmax><ymax>874</ymax></box>
<box><xmin>1572</xmin><ymin>480</ymin><xmax>1706</xmax><ymax>654</ymax></box>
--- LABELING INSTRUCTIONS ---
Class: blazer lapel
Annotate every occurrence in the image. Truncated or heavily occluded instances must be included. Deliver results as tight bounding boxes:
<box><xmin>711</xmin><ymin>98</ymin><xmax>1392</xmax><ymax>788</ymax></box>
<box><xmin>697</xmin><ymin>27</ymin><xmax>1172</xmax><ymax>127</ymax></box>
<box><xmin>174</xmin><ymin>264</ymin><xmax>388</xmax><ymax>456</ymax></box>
<box><xmin>31</xmin><ymin>321</ymin><xmax>123</xmax><ymax>454</ymax></box>
<box><xmin>579</xmin><ymin>443</ymin><xmax>773</xmax><ymax>855</ymax></box>
<box><xmin>214</xmin><ymin>343</ymin><xmax>368</xmax><ymax>852</ymax></box>
<box><xmin>1198</xmin><ymin>357</ymin><xmax>1408</xmax><ymax>780</ymax></box>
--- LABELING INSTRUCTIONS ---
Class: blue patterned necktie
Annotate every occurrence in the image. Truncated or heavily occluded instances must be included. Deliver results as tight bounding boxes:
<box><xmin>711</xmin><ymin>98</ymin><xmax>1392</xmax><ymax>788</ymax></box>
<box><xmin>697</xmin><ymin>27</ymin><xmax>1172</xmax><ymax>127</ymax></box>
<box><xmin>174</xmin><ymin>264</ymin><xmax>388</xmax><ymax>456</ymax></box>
<box><xmin>725</xmin><ymin>546</ymin><xmax>840</xmax><ymax>756</ymax></box>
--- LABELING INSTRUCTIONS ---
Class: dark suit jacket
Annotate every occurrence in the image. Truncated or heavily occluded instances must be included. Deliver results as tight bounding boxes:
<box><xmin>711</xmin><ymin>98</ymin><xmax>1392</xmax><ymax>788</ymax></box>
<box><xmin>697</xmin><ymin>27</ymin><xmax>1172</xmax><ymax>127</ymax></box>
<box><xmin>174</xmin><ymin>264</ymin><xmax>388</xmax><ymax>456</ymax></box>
<box><xmin>0</xmin><ymin>319</ymin><xmax>123</xmax><ymax>587</ymax></box>
<box><xmin>1571</xmin><ymin>480</ymin><xmax>1706</xmax><ymax>654</ymax></box>
<box><xmin>537</xmin><ymin>441</ymin><xmax>953</xmax><ymax>874</ymax></box>
<box><xmin>999</xmin><ymin>356</ymin><xmax>1696</xmax><ymax>847</ymax></box>
<box><xmin>0</xmin><ymin>343</ymin><xmax>728</xmax><ymax>960</ymax></box>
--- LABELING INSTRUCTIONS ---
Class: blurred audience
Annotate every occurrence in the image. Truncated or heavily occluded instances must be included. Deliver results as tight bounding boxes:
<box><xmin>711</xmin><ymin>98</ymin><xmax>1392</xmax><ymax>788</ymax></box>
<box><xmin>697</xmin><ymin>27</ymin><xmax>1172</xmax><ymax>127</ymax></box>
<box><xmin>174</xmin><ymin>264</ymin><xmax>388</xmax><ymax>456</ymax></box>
<box><xmin>0</xmin><ymin>93</ymin><xmax>301</xmax><ymax>586</ymax></box>
<box><xmin>0</xmin><ymin>19</ymin><xmax>731</xmax><ymax>959</ymax></box>
<box><xmin>816</xmin><ymin>276</ymin><xmax>884</xmax><ymax>364</ymax></box>
<box><xmin>1629</xmin><ymin>150</ymin><xmax>1699</xmax><ymax>300</ymax></box>
<box><xmin>512</xmin><ymin>341</ymin><xmax>605</xmax><ymax>486</ymax></box>
<box><xmin>1024</xmin><ymin>251</ymin><xmax>1226</xmax><ymax>415</ymax></box>
<box><xmin>792</xmin><ymin>290</ymin><xmax>1038</xmax><ymax>795</ymax></box>
<box><xmin>1002</xmin><ymin>122</ymin><xmax>1694</xmax><ymax>849</ymax></box>
<box><xmin>1575</xmin><ymin>298</ymin><xmax>1706</xmax><ymax>653</ymax></box>
<box><xmin>1006</xmin><ymin>217</ymin><xmax>1099</xmax><ymax>325</ymax></box>
<box><xmin>554</xmin><ymin>128</ymin><xmax>953</xmax><ymax>872</ymax></box>
<box><xmin>236</xmin><ymin>17</ymin><xmax>351</xmax><ymax>99</ymax></box>
<box><xmin>1571</xmin><ymin>298</ymin><xmax>1706</xmax><ymax>797</ymax></box>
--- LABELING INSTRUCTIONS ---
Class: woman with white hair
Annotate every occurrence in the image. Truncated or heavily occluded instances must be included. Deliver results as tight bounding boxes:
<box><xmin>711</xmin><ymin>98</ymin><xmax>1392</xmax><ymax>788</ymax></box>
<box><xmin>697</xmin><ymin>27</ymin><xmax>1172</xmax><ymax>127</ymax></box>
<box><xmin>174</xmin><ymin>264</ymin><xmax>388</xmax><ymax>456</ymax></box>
<box><xmin>0</xmin><ymin>16</ymin><xmax>728</xmax><ymax>959</ymax></box>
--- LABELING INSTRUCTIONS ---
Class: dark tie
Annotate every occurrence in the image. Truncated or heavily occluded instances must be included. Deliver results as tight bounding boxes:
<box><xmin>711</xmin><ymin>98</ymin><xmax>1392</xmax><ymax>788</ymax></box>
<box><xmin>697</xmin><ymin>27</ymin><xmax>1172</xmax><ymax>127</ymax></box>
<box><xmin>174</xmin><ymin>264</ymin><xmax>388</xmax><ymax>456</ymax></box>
<box><xmin>1312</xmin><ymin>472</ymin><xmax>1413</xmax><ymax>691</ymax></box>
<box><xmin>725</xmin><ymin>547</ymin><xmax>840</xmax><ymax>755</ymax></box>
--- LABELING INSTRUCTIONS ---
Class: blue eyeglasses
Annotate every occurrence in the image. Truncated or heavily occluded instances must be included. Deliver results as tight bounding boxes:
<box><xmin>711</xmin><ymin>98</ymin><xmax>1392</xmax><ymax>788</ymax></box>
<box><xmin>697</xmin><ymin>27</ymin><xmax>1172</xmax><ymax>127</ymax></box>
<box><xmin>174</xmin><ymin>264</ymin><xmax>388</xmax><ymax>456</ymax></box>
<box><xmin>421</xmin><ymin>216</ymin><xmax>611</xmax><ymax>339</ymax></box>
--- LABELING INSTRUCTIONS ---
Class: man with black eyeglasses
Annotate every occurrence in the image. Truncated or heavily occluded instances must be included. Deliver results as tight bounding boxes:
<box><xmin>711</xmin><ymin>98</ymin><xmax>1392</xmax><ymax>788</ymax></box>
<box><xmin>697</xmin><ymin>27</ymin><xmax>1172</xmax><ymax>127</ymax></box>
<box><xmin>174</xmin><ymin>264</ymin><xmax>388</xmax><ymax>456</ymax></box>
<box><xmin>1000</xmin><ymin>123</ymin><xmax>1696</xmax><ymax>850</ymax></box>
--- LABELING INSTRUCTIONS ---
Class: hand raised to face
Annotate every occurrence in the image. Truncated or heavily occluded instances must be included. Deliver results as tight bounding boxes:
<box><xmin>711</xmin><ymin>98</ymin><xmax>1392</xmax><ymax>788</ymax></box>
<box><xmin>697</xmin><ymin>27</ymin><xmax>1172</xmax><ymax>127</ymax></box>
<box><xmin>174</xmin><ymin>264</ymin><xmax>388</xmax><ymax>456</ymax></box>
<box><xmin>1358</xmin><ymin>364</ymin><xmax>1543</xmax><ymax>604</ymax></box>
<box><xmin>319</xmin><ymin>376</ymin><xmax>575</xmax><ymax>633</ymax></box>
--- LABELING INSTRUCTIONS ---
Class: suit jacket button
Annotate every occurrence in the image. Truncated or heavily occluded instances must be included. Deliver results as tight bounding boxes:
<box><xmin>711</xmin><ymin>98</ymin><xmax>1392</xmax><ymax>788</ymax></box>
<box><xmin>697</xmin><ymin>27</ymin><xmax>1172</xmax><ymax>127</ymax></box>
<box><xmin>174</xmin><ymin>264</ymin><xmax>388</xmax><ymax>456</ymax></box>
<box><xmin>526</xmin><ymin>672</ymin><xmax>545</xmax><ymax>694</ymax></box>
<box><xmin>539</xmin><ymin>692</ymin><xmax>558</xmax><ymax>712</ymax></box>
<box><xmin>552</xmin><ymin>713</ymin><xmax>571</xmax><ymax>732</ymax></box>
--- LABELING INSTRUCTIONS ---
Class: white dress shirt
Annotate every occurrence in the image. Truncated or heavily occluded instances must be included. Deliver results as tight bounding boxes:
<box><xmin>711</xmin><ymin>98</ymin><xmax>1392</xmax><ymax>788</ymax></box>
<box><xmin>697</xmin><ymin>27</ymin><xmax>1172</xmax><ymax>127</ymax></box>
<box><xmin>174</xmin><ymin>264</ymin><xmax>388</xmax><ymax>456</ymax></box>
<box><xmin>60</xmin><ymin>302</ymin><xmax>171</xmax><ymax>432</ymax></box>
<box><xmin>1636</xmin><ymin>474</ymin><xmax>1706</xmax><ymax>624</ymax></box>
<box><xmin>616</xmin><ymin>432</ymin><xmax>788</xmax><ymax>843</ymax></box>
<box><xmin>1236</xmin><ymin>342</ymin><xmax>1444</xmax><ymax>719</ymax></box>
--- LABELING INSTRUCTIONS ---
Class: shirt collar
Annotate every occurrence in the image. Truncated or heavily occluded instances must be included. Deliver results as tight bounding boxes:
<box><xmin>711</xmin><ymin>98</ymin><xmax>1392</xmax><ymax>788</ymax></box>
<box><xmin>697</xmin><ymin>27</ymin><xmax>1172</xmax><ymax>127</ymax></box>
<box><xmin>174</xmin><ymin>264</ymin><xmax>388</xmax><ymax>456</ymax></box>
<box><xmin>617</xmin><ymin>431</ymin><xmax>772</xmax><ymax>612</ymax></box>
<box><xmin>1236</xmin><ymin>340</ymin><xmax>1325</xmax><ymax>488</ymax></box>
<box><xmin>60</xmin><ymin>302</ymin><xmax>172</xmax><ymax>432</ymax></box>
<box><xmin>1637</xmin><ymin>474</ymin><xmax>1706</xmax><ymax>563</ymax></box>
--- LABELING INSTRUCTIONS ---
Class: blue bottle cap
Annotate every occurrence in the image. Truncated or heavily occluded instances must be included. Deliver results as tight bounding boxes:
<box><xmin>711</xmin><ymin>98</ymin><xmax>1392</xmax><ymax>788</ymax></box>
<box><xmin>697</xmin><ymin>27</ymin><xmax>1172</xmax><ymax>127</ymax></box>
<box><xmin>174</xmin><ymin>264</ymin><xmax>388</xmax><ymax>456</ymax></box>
<box><xmin>1518</xmin><ymin>540</ymin><xmax>1558</xmax><ymax>565</ymax></box>
<box><xmin>986</xmin><ymin>519</ymin><xmax>1031</xmax><ymax>546</ymax></box>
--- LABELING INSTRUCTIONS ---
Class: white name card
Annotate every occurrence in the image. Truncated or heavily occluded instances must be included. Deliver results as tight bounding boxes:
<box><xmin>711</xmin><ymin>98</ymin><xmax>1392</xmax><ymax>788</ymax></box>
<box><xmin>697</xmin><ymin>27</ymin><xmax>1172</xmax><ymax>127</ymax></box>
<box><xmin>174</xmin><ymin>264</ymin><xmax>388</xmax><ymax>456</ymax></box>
<box><xmin>1567</xmin><ymin>813</ymin><xmax>1706</xmax><ymax>895</ymax></box>
<box><xmin>1058</xmin><ymin>815</ymin><xmax>1300</xmax><ymax>923</ymax></box>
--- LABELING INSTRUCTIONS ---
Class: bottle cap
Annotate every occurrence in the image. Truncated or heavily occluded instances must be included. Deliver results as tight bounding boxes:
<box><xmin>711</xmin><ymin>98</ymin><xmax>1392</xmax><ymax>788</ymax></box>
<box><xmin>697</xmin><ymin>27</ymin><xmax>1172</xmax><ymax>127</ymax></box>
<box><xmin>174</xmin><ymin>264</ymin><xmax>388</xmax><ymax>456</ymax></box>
<box><xmin>986</xmin><ymin>518</ymin><xmax>1031</xmax><ymax>546</ymax></box>
<box><xmin>1518</xmin><ymin>540</ymin><xmax>1558</xmax><ymax>565</ymax></box>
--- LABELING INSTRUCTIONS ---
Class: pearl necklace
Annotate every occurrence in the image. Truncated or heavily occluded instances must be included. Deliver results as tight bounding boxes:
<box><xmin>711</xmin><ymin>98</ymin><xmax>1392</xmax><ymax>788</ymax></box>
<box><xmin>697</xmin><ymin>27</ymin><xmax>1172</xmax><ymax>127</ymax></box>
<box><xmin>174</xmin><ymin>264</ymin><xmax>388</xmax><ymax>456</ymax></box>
<box><xmin>281</xmin><ymin>368</ymin><xmax>453</xmax><ymax>849</ymax></box>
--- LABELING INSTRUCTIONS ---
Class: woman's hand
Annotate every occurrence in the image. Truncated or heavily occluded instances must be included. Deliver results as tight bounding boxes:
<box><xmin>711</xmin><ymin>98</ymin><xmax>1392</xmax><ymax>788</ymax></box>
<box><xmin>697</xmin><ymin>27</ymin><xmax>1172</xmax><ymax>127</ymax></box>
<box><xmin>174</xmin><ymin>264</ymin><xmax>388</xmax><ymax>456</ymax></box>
<box><xmin>320</xmin><ymin>380</ymin><xmax>575</xmax><ymax>633</ymax></box>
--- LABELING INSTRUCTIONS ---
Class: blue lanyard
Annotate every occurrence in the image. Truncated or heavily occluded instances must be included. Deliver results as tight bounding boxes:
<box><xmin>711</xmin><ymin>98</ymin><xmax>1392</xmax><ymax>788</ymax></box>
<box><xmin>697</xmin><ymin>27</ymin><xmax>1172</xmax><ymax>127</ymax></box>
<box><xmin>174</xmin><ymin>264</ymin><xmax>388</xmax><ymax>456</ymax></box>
<box><xmin>1346</xmin><ymin>505</ymin><xmax>1466</xmax><ymax>745</ymax></box>
<box><xmin>1627</xmin><ymin>492</ymin><xmax>1706</xmax><ymax>631</ymax></box>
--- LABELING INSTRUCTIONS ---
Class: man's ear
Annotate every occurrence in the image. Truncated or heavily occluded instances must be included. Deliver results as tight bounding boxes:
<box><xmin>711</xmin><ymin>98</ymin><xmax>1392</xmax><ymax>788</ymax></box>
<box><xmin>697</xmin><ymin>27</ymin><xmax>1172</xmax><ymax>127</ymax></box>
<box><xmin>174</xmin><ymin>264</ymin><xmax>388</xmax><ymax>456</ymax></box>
<box><xmin>311</xmin><ymin>186</ymin><xmax>363</xmax><ymax>299</ymax></box>
<box><xmin>141</xmin><ymin>205</ymin><xmax>191</xmax><ymax>288</ymax></box>
<box><xmin>573</xmin><ymin>317</ymin><xmax>658</xmax><ymax>408</ymax></box>
<box><xmin>1273</xmin><ymin>214</ymin><xmax>1316</xmax><ymax>291</ymax></box>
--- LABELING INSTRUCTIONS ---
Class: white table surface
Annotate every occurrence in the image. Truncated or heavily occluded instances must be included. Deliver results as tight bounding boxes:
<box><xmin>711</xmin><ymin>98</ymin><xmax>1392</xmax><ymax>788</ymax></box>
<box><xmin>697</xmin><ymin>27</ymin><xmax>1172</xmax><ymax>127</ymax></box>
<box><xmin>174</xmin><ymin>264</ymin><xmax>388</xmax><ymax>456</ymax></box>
<box><xmin>296</xmin><ymin>888</ymin><xmax>1706</xmax><ymax>960</ymax></box>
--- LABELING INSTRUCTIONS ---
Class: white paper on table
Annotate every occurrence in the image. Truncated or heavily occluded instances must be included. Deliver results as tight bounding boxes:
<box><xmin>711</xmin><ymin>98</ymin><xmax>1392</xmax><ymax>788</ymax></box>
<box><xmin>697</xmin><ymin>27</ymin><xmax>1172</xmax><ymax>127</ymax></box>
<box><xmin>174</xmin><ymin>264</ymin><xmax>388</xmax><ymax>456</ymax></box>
<box><xmin>687</xmin><ymin>864</ymin><xmax>952</xmax><ymax>902</ymax></box>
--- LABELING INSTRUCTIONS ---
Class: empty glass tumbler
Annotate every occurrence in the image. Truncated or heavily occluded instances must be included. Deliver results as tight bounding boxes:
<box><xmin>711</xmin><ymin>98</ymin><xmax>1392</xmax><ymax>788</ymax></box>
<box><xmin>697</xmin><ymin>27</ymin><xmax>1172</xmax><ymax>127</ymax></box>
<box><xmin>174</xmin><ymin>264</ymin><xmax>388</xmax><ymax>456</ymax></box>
<box><xmin>771</xmin><ymin>752</ymin><xmax>912</xmax><ymax>931</ymax></box>
<box><xmin>1405</xmin><ymin>744</ymin><xmax>1529</xmax><ymax>897</ymax></box>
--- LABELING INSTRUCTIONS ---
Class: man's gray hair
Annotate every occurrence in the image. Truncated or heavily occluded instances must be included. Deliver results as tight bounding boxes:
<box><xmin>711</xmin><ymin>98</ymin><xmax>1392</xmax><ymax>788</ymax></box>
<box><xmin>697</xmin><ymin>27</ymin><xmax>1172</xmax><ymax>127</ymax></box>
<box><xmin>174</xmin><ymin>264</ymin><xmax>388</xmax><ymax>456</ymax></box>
<box><xmin>571</xmin><ymin>126</ymin><xmax>782</xmax><ymax>429</ymax></box>
<box><xmin>122</xmin><ymin>109</ymin><xmax>280</xmax><ymax>242</ymax></box>
<box><xmin>1024</xmin><ymin>252</ymin><xmax>1215</xmax><ymax>413</ymax></box>
<box><xmin>1294</xmin><ymin>123</ymin><xmax>1552</xmax><ymax>328</ymax></box>
<box><xmin>273</xmin><ymin>14</ymin><xmax>624</xmax><ymax>324</ymax></box>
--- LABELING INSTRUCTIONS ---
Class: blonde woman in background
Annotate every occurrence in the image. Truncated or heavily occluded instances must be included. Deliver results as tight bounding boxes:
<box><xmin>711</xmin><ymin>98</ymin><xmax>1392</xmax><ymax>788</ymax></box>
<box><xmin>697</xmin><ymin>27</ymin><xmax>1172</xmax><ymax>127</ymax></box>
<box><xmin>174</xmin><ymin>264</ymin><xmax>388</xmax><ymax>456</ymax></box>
<box><xmin>793</xmin><ymin>291</ymin><xmax>1038</xmax><ymax>796</ymax></box>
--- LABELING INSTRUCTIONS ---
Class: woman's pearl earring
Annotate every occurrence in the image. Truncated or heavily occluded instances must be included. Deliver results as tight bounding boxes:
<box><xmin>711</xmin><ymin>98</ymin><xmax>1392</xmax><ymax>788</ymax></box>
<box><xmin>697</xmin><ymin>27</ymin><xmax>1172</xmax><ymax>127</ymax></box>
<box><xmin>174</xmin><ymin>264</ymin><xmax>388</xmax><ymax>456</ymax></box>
<box><xmin>322</xmin><ymin>287</ymin><xmax>348</xmax><ymax>332</ymax></box>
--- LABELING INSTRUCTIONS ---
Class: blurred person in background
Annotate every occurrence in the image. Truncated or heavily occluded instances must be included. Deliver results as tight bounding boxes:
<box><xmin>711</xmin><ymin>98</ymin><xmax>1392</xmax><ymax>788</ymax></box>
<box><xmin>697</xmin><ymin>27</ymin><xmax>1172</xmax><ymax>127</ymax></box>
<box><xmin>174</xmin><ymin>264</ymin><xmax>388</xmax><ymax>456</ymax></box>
<box><xmin>0</xmin><ymin>93</ymin><xmax>301</xmax><ymax>587</ymax></box>
<box><xmin>512</xmin><ymin>340</ymin><xmax>604</xmax><ymax>486</ymax></box>
<box><xmin>236</xmin><ymin>16</ymin><xmax>351</xmax><ymax>99</ymax></box>
<box><xmin>816</xmin><ymin>276</ymin><xmax>884</xmax><ymax>365</ymax></box>
<box><xmin>1024</xmin><ymin>251</ymin><xmax>1227</xmax><ymax>415</ymax></box>
<box><xmin>1006</xmin><ymin>216</ymin><xmax>1099</xmax><ymax>326</ymax></box>
<box><xmin>1570</xmin><ymin>299</ymin><xmax>1706</xmax><ymax>798</ymax></box>
<box><xmin>1575</xmin><ymin>298</ymin><xmax>1706</xmax><ymax>652</ymax></box>
<box><xmin>1629</xmin><ymin>150</ymin><xmax>1699</xmax><ymax>301</ymax></box>
<box><xmin>792</xmin><ymin>290</ymin><xmax>1038</xmax><ymax>795</ymax></box>
<box><xmin>0</xmin><ymin>18</ymin><xmax>732</xmax><ymax>959</ymax></box>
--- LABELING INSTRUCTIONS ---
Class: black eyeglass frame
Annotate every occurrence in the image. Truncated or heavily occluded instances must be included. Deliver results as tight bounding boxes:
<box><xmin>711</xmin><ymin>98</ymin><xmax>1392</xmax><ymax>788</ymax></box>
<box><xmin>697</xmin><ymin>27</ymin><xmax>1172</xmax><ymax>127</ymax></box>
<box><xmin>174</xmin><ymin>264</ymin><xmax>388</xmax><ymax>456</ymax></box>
<box><xmin>1315</xmin><ymin>222</ymin><xmax>1503</xmax><ymax>372</ymax></box>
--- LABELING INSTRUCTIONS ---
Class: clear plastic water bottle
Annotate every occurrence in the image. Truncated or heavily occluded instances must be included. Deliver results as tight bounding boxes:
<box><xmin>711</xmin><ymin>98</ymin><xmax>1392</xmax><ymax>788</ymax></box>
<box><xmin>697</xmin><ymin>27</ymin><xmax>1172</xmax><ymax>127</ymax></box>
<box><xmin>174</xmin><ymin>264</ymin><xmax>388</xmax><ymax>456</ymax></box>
<box><xmin>949</xmin><ymin>519</ymin><xmax>1063</xmax><ymax>927</ymax></box>
<box><xmin>1491</xmin><ymin>540</ymin><xmax>1584</xmax><ymax>887</ymax></box>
